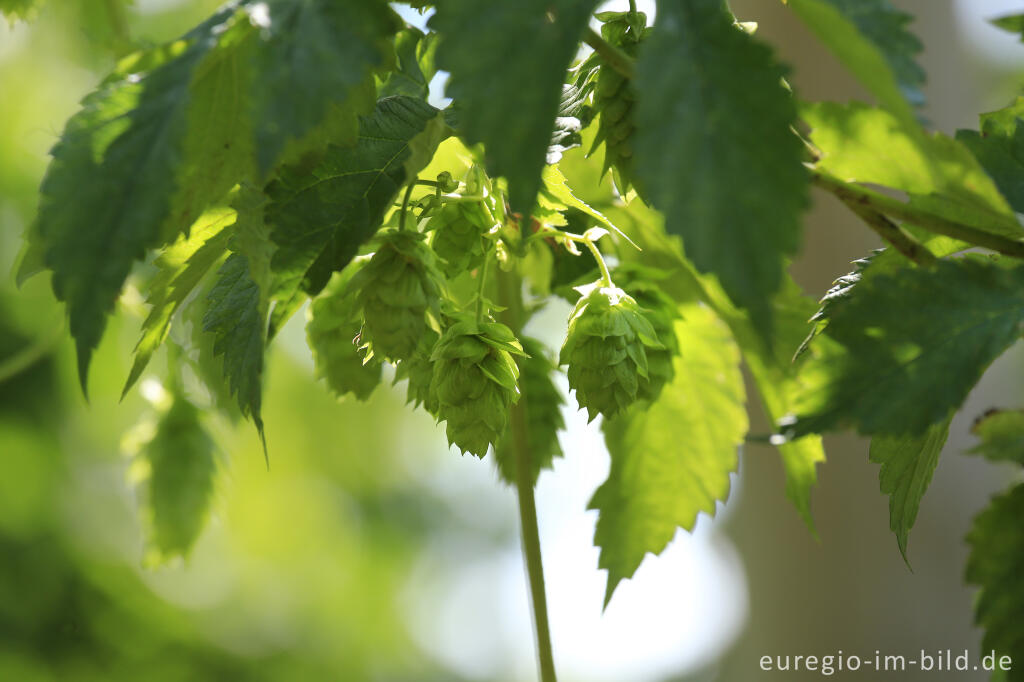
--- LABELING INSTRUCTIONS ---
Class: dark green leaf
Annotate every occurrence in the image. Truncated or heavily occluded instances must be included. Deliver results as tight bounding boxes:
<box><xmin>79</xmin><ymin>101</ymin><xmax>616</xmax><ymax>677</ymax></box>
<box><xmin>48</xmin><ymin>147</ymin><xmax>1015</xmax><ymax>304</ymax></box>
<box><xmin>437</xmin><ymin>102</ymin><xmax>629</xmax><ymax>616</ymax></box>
<box><xmin>790</xmin><ymin>257</ymin><xmax>1024</xmax><ymax>438</ymax></box>
<box><xmin>592</xmin><ymin>305</ymin><xmax>746</xmax><ymax>604</ymax></box>
<box><xmin>786</xmin><ymin>0</ymin><xmax>924</xmax><ymax>125</ymax></box>
<box><xmin>202</xmin><ymin>252</ymin><xmax>267</xmax><ymax>446</ymax></box>
<box><xmin>139</xmin><ymin>393</ymin><xmax>218</xmax><ymax>561</ymax></box>
<box><xmin>966</xmin><ymin>484</ymin><xmax>1024</xmax><ymax>679</ymax></box>
<box><xmin>634</xmin><ymin>0</ymin><xmax>807</xmax><ymax>337</ymax></box>
<box><xmin>957</xmin><ymin>97</ymin><xmax>1024</xmax><ymax>215</ymax></box>
<box><xmin>245</xmin><ymin>0</ymin><xmax>400</xmax><ymax>173</ymax></box>
<box><xmin>429</xmin><ymin>0</ymin><xmax>598</xmax><ymax>214</ymax></box>
<box><xmin>31</xmin><ymin>7</ymin><xmax>252</xmax><ymax>392</ymax></box>
<box><xmin>265</xmin><ymin>96</ymin><xmax>449</xmax><ymax>336</ymax></box>
<box><xmin>869</xmin><ymin>415</ymin><xmax>951</xmax><ymax>562</ymax></box>
<box><xmin>970</xmin><ymin>409</ymin><xmax>1024</xmax><ymax>465</ymax></box>
<box><xmin>378</xmin><ymin>27</ymin><xmax>439</xmax><ymax>100</ymax></box>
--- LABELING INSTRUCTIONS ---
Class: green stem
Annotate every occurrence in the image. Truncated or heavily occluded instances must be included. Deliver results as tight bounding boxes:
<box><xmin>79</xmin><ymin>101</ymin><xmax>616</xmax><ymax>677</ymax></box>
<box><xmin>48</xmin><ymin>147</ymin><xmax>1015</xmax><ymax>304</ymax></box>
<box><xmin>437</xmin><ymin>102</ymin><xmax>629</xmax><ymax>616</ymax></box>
<box><xmin>839</xmin><ymin>199</ymin><xmax>937</xmax><ymax>267</ymax></box>
<box><xmin>497</xmin><ymin>269</ymin><xmax>557</xmax><ymax>682</ymax></box>
<box><xmin>0</xmin><ymin>320</ymin><xmax>63</xmax><ymax>385</ymax></box>
<box><xmin>583</xmin><ymin>28</ymin><xmax>635</xmax><ymax>79</ymax></box>
<box><xmin>475</xmin><ymin>252</ymin><xmax>491</xmax><ymax>323</ymax></box>
<box><xmin>582</xmin><ymin>238</ymin><xmax>614</xmax><ymax>287</ymax></box>
<box><xmin>399</xmin><ymin>183</ymin><xmax>416</xmax><ymax>230</ymax></box>
<box><xmin>812</xmin><ymin>171</ymin><xmax>1024</xmax><ymax>259</ymax></box>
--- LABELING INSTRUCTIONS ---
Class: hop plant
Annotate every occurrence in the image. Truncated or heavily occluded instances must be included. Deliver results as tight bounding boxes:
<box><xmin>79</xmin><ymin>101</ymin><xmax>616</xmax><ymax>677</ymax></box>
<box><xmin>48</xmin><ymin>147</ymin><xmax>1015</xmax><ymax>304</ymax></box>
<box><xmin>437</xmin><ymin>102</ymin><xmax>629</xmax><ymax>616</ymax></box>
<box><xmin>429</xmin><ymin>317</ymin><xmax>526</xmax><ymax>457</ymax></box>
<box><xmin>348</xmin><ymin>229</ymin><xmax>444</xmax><ymax>363</ymax></box>
<box><xmin>611</xmin><ymin>265</ymin><xmax>681</xmax><ymax>403</ymax></box>
<box><xmin>394</xmin><ymin>329</ymin><xmax>440</xmax><ymax>415</ymax></box>
<box><xmin>559</xmin><ymin>282</ymin><xmax>663</xmax><ymax>421</ymax></box>
<box><xmin>581</xmin><ymin>11</ymin><xmax>650</xmax><ymax>193</ymax></box>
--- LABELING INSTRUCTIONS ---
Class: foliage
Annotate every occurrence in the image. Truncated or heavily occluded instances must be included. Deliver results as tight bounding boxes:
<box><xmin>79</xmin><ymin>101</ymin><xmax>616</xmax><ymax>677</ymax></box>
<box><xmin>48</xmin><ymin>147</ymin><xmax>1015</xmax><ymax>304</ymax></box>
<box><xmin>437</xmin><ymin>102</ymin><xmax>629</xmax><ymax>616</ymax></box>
<box><xmin>10</xmin><ymin>0</ymin><xmax>1024</xmax><ymax>678</ymax></box>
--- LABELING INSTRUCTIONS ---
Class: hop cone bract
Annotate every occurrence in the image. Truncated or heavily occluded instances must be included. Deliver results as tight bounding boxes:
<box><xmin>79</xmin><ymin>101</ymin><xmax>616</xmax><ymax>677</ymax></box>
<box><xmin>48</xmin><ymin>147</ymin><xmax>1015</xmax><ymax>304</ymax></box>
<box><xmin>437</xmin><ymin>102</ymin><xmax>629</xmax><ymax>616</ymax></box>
<box><xmin>612</xmin><ymin>265</ymin><xmax>681</xmax><ymax>402</ymax></box>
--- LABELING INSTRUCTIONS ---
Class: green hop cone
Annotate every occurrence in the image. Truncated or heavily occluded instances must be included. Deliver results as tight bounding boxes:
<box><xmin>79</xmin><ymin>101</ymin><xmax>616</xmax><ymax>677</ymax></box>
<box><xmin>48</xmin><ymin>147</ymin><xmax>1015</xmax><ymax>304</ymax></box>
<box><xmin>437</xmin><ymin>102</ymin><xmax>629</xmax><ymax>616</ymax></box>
<box><xmin>495</xmin><ymin>337</ymin><xmax>565</xmax><ymax>486</ymax></box>
<box><xmin>430</xmin><ymin>318</ymin><xmax>526</xmax><ymax>457</ymax></box>
<box><xmin>583</xmin><ymin>11</ymin><xmax>649</xmax><ymax>193</ymax></box>
<box><xmin>427</xmin><ymin>200</ymin><xmax>492</xmax><ymax>278</ymax></box>
<box><xmin>612</xmin><ymin>265</ymin><xmax>681</xmax><ymax>402</ymax></box>
<box><xmin>559</xmin><ymin>282</ymin><xmax>663</xmax><ymax>421</ymax></box>
<box><xmin>307</xmin><ymin>264</ymin><xmax>382</xmax><ymax>401</ymax></box>
<box><xmin>349</xmin><ymin>229</ymin><xmax>444</xmax><ymax>362</ymax></box>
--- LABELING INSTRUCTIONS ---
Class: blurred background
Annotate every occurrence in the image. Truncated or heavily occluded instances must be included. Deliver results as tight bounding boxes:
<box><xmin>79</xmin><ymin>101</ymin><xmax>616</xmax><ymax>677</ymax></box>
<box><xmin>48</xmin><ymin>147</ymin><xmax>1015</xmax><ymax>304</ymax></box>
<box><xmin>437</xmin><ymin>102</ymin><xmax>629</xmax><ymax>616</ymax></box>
<box><xmin>0</xmin><ymin>1</ymin><xmax>1022</xmax><ymax>680</ymax></box>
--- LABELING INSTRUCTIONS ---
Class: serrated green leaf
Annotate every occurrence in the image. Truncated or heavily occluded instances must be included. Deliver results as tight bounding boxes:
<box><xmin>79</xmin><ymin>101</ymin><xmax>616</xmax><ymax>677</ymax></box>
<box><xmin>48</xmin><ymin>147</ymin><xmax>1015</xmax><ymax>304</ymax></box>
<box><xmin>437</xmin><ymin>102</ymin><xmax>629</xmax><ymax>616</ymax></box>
<box><xmin>202</xmin><ymin>252</ymin><xmax>267</xmax><ymax>448</ymax></box>
<box><xmin>785</xmin><ymin>0</ymin><xmax>924</xmax><ymax>127</ymax></box>
<box><xmin>966</xmin><ymin>484</ymin><xmax>1024</xmax><ymax>679</ymax></box>
<box><xmin>378</xmin><ymin>27</ymin><xmax>438</xmax><ymax>100</ymax></box>
<box><xmin>138</xmin><ymin>393</ymin><xmax>218</xmax><ymax>561</ymax></box>
<box><xmin>245</xmin><ymin>0</ymin><xmax>400</xmax><ymax>173</ymax></box>
<box><xmin>605</xmin><ymin>198</ymin><xmax>825</xmax><ymax>529</ymax></box>
<box><xmin>123</xmin><ymin>207</ymin><xmax>234</xmax><ymax>398</ymax></box>
<box><xmin>869</xmin><ymin>415</ymin><xmax>951</xmax><ymax>563</ymax></box>
<box><xmin>970</xmin><ymin>410</ymin><xmax>1024</xmax><ymax>465</ymax></box>
<box><xmin>494</xmin><ymin>338</ymin><xmax>565</xmax><ymax>486</ymax></box>
<box><xmin>803</xmin><ymin>101</ymin><xmax>1022</xmax><ymax>239</ymax></box>
<box><xmin>633</xmin><ymin>0</ymin><xmax>807</xmax><ymax>338</ymax></box>
<box><xmin>592</xmin><ymin>305</ymin><xmax>746</xmax><ymax>604</ymax></box>
<box><xmin>790</xmin><ymin>258</ymin><xmax>1024</xmax><ymax>438</ymax></box>
<box><xmin>429</xmin><ymin>0</ymin><xmax>598</xmax><ymax>214</ymax></box>
<box><xmin>31</xmin><ymin>7</ymin><xmax>245</xmax><ymax>393</ymax></box>
<box><xmin>265</xmin><ymin>96</ymin><xmax>448</xmax><ymax>336</ymax></box>
<box><xmin>957</xmin><ymin>98</ymin><xmax>1024</xmax><ymax>215</ymax></box>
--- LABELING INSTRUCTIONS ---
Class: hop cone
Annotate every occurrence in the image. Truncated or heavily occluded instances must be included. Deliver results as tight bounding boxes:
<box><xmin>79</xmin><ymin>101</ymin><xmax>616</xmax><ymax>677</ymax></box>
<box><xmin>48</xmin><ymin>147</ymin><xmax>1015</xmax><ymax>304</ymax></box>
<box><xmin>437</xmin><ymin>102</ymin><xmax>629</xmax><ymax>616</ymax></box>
<box><xmin>584</xmin><ymin>11</ymin><xmax>649</xmax><ymax>193</ymax></box>
<box><xmin>612</xmin><ymin>265</ymin><xmax>681</xmax><ymax>402</ymax></box>
<box><xmin>559</xmin><ymin>283</ymin><xmax>663</xmax><ymax>421</ymax></box>
<box><xmin>428</xmin><ymin>200</ymin><xmax>492</xmax><ymax>278</ymax></box>
<box><xmin>430</xmin><ymin>318</ymin><xmax>525</xmax><ymax>457</ymax></box>
<box><xmin>307</xmin><ymin>265</ymin><xmax>382</xmax><ymax>401</ymax></box>
<box><xmin>349</xmin><ymin>229</ymin><xmax>443</xmax><ymax>362</ymax></box>
<box><xmin>495</xmin><ymin>337</ymin><xmax>565</xmax><ymax>486</ymax></box>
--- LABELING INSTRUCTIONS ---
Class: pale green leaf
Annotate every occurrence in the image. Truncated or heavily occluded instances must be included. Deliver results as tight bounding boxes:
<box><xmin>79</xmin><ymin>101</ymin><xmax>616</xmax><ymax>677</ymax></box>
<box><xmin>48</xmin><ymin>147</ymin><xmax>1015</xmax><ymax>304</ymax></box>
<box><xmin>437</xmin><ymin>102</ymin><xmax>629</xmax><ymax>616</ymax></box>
<box><xmin>592</xmin><ymin>305</ymin><xmax>746</xmax><ymax>603</ymax></box>
<box><xmin>785</xmin><ymin>0</ymin><xmax>923</xmax><ymax>127</ymax></box>
<box><xmin>869</xmin><ymin>415</ymin><xmax>952</xmax><ymax>562</ymax></box>
<box><xmin>970</xmin><ymin>409</ymin><xmax>1024</xmax><ymax>465</ymax></box>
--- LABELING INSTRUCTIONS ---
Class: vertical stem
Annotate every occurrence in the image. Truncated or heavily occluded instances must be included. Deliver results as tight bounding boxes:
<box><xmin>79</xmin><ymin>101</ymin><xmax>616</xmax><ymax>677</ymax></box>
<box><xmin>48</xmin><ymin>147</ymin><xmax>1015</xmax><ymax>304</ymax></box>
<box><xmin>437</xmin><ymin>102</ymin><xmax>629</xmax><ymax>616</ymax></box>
<box><xmin>399</xmin><ymin>183</ymin><xmax>416</xmax><ymax>231</ymax></box>
<box><xmin>582</xmin><ymin>238</ymin><xmax>613</xmax><ymax>288</ymax></box>
<box><xmin>497</xmin><ymin>269</ymin><xmax>558</xmax><ymax>682</ymax></box>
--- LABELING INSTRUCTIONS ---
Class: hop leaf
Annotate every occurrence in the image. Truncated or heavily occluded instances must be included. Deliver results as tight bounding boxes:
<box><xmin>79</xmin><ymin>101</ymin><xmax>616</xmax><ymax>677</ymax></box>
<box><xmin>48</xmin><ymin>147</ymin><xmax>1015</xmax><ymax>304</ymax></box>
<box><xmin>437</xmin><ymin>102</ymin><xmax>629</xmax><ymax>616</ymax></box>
<box><xmin>349</xmin><ymin>229</ymin><xmax>444</xmax><ymax>362</ymax></box>
<box><xmin>559</xmin><ymin>283</ymin><xmax>663</xmax><ymax>421</ymax></box>
<box><xmin>430</xmin><ymin>318</ymin><xmax>525</xmax><ymax>457</ymax></box>
<box><xmin>307</xmin><ymin>265</ymin><xmax>382</xmax><ymax>401</ymax></box>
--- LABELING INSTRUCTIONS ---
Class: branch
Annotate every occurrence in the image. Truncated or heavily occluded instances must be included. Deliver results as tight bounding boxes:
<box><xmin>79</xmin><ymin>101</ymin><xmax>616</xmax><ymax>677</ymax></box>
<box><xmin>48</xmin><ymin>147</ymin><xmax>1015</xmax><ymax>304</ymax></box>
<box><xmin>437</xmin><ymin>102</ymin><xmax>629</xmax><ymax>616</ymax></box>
<box><xmin>811</xmin><ymin>171</ymin><xmax>1024</xmax><ymax>260</ymax></box>
<box><xmin>838</xmin><ymin>198</ymin><xmax>937</xmax><ymax>267</ymax></box>
<box><xmin>584</xmin><ymin>28</ymin><xmax>635</xmax><ymax>79</ymax></box>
